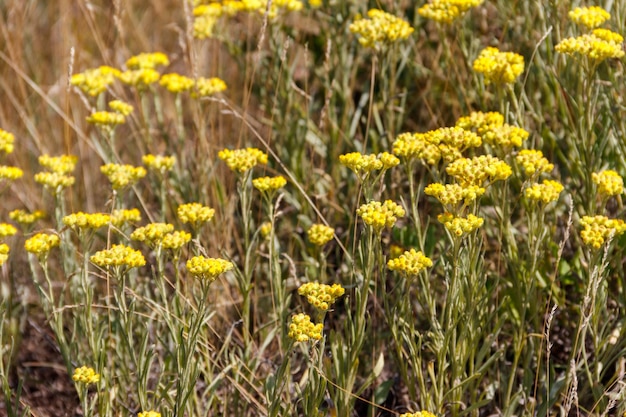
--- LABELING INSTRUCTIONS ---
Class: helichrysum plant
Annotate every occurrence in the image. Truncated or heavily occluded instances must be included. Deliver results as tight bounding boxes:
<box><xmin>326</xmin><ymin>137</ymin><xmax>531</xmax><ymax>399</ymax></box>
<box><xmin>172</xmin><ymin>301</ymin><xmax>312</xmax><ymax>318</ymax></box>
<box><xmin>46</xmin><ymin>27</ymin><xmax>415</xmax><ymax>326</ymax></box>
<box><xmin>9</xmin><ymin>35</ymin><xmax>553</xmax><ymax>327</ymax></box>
<box><xmin>473</xmin><ymin>46</ymin><xmax>525</xmax><ymax>85</ymax></box>
<box><xmin>418</xmin><ymin>0</ymin><xmax>484</xmax><ymax>23</ymax></box>
<box><xmin>349</xmin><ymin>9</ymin><xmax>414</xmax><ymax>50</ymax></box>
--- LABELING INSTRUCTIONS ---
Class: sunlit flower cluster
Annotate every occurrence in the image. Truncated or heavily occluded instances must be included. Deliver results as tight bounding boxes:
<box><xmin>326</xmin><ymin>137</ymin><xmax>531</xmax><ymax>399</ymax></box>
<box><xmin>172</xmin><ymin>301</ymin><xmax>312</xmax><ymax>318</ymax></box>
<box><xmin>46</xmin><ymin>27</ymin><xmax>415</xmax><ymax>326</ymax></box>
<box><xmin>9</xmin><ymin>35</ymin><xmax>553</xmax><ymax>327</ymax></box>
<box><xmin>24</xmin><ymin>233</ymin><xmax>60</xmax><ymax>256</ymax></box>
<box><xmin>399</xmin><ymin>411</ymin><xmax>437</xmax><ymax>417</ymax></box>
<box><xmin>0</xmin><ymin>244</ymin><xmax>9</xmax><ymax>266</ymax></box>
<box><xmin>456</xmin><ymin>111</ymin><xmax>504</xmax><ymax>136</ymax></box>
<box><xmin>126</xmin><ymin>52</ymin><xmax>170</xmax><ymax>70</ymax></box>
<box><xmin>424</xmin><ymin>183</ymin><xmax>485</xmax><ymax>208</ymax></box>
<box><xmin>568</xmin><ymin>6</ymin><xmax>610</xmax><ymax>29</ymax></box>
<box><xmin>357</xmin><ymin>200</ymin><xmax>405</xmax><ymax>233</ymax></box>
<box><xmin>0</xmin><ymin>223</ymin><xmax>17</xmax><ymax>238</ymax></box>
<box><xmin>177</xmin><ymin>203</ymin><xmax>215</xmax><ymax>228</ymax></box>
<box><xmin>580</xmin><ymin>215</ymin><xmax>626</xmax><ymax>249</ymax></box>
<box><xmin>100</xmin><ymin>163</ymin><xmax>147</xmax><ymax>190</ymax></box>
<box><xmin>0</xmin><ymin>128</ymin><xmax>15</xmax><ymax>154</ymax></box>
<box><xmin>473</xmin><ymin>47</ymin><xmax>525</xmax><ymax>84</ymax></box>
<box><xmin>418</xmin><ymin>0</ymin><xmax>483</xmax><ymax>24</ymax></box>
<box><xmin>118</xmin><ymin>68</ymin><xmax>161</xmax><ymax>88</ymax></box>
<box><xmin>111</xmin><ymin>209</ymin><xmax>142</xmax><ymax>227</ymax></box>
<box><xmin>387</xmin><ymin>248</ymin><xmax>433</xmax><ymax>275</ymax></box>
<box><xmin>515</xmin><ymin>150</ymin><xmax>554</xmax><ymax>177</ymax></box>
<box><xmin>349</xmin><ymin>9</ymin><xmax>414</xmax><ymax>49</ymax></box>
<box><xmin>72</xmin><ymin>366</ymin><xmax>101</xmax><ymax>385</ymax></box>
<box><xmin>9</xmin><ymin>209</ymin><xmax>45</xmax><ymax>226</ymax></box>
<box><xmin>192</xmin><ymin>77</ymin><xmax>228</xmax><ymax>97</ymax></box>
<box><xmin>143</xmin><ymin>154</ymin><xmax>176</xmax><ymax>174</ymax></box>
<box><xmin>307</xmin><ymin>223</ymin><xmax>335</xmax><ymax>246</ymax></box>
<box><xmin>252</xmin><ymin>176</ymin><xmax>287</xmax><ymax>193</ymax></box>
<box><xmin>458</xmin><ymin>113</ymin><xmax>529</xmax><ymax>149</ymax></box>
<box><xmin>446</xmin><ymin>155</ymin><xmax>512</xmax><ymax>187</ymax></box>
<box><xmin>288</xmin><ymin>313</ymin><xmax>323</xmax><ymax>342</ymax></box>
<box><xmin>437</xmin><ymin>212</ymin><xmax>484</xmax><ymax>237</ymax></box>
<box><xmin>592</xmin><ymin>170</ymin><xmax>623</xmax><ymax>197</ymax></box>
<box><xmin>160</xmin><ymin>73</ymin><xmax>195</xmax><ymax>93</ymax></box>
<box><xmin>109</xmin><ymin>100</ymin><xmax>134</xmax><ymax>116</ymax></box>
<box><xmin>91</xmin><ymin>244</ymin><xmax>146</xmax><ymax>268</ymax></box>
<box><xmin>63</xmin><ymin>212</ymin><xmax>111</xmax><ymax>230</ymax></box>
<box><xmin>87</xmin><ymin>111</ymin><xmax>125</xmax><ymax>127</ymax></box>
<box><xmin>193</xmin><ymin>4</ymin><xmax>223</xmax><ymax>39</ymax></box>
<box><xmin>524</xmin><ymin>180</ymin><xmax>564</xmax><ymax>204</ymax></box>
<box><xmin>138</xmin><ymin>412</ymin><xmax>161</xmax><ymax>417</ymax></box>
<box><xmin>71</xmin><ymin>66</ymin><xmax>121</xmax><ymax>96</ymax></box>
<box><xmin>38</xmin><ymin>155</ymin><xmax>78</xmax><ymax>175</ymax></box>
<box><xmin>556</xmin><ymin>30</ymin><xmax>624</xmax><ymax>62</ymax></box>
<box><xmin>186</xmin><ymin>256</ymin><xmax>234</xmax><ymax>281</ymax></box>
<box><xmin>0</xmin><ymin>166</ymin><xmax>24</xmax><ymax>181</ymax></box>
<box><xmin>35</xmin><ymin>155</ymin><xmax>76</xmax><ymax>192</ymax></box>
<box><xmin>392</xmin><ymin>127</ymin><xmax>481</xmax><ymax>165</ymax></box>
<box><xmin>298</xmin><ymin>282</ymin><xmax>345</xmax><ymax>311</ymax></box>
<box><xmin>218</xmin><ymin>148</ymin><xmax>268</xmax><ymax>173</ymax></box>
<box><xmin>131</xmin><ymin>223</ymin><xmax>175</xmax><ymax>246</ymax></box>
<box><xmin>159</xmin><ymin>230</ymin><xmax>192</xmax><ymax>250</ymax></box>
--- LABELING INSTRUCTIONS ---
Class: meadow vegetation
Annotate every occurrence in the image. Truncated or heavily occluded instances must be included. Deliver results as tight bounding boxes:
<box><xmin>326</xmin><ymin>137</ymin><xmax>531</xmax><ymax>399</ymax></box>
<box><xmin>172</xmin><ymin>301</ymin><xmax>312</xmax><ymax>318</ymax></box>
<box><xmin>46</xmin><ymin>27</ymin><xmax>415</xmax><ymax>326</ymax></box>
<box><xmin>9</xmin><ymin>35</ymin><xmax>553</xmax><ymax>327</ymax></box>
<box><xmin>1</xmin><ymin>0</ymin><xmax>626</xmax><ymax>416</ymax></box>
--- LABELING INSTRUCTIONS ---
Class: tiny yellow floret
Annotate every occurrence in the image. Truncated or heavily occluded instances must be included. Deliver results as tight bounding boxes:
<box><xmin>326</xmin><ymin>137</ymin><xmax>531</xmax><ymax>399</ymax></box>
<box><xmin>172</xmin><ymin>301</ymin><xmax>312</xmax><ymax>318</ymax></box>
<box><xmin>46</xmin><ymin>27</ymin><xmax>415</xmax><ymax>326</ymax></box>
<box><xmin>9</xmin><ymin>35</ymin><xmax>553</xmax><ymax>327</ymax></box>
<box><xmin>72</xmin><ymin>366</ymin><xmax>101</xmax><ymax>385</ymax></box>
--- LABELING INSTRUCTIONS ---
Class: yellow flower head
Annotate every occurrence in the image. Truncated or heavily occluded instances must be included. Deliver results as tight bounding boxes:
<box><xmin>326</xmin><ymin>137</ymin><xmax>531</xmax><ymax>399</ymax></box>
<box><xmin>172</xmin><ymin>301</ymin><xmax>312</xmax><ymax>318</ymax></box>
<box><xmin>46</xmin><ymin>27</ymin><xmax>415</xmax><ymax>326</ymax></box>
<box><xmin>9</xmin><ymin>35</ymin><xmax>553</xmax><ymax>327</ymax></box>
<box><xmin>70</xmin><ymin>66</ymin><xmax>121</xmax><ymax>96</ymax></box>
<box><xmin>91</xmin><ymin>244</ymin><xmax>146</xmax><ymax>268</ymax></box>
<box><xmin>446</xmin><ymin>155</ymin><xmax>512</xmax><ymax>187</ymax></box>
<box><xmin>387</xmin><ymin>248</ymin><xmax>433</xmax><ymax>275</ymax></box>
<box><xmin>218</xmin><ymin>148</ymin><xmax>268</xmax><ymax>173</ymax></box>
<box><xmin>126</xmin><ymin>52</ymin><xmax>170</xmax><ymax>70</ymax></box>
<box><xmin>298</xmin><ymin>282</ymin><xmax>345</xmax><ymax>311</ymax></box>
<box><xmin>568</xmin><ymin>6</ymin><xmax>611</xmax><ymax>29</ymax></box>
<box><xmin>63</xmin><ymin>212</ymin><xmax>111</xmax><ymax>230</ymax></box>
<box><xmin>34</xmin><ymin>172</ymin><xmax>75</xmax><ymax>191</ymax></box>
<box><xmin>192</xmin><ymin>77</ymin><xmax>227</xmax><ymax>97</ymax></box>
<box><xmin>556</xmin><ymin>32</ymin><xmax>625</xmax><ymax>62</ymax></box>
<box><xmin>379</xmin><ymin>152</ymin><xmax>400</xmax><ymax>169</ymax></box>
<box><xmin>24</xmin><ymin>233</ymin><xmax>60</xmax><ymax>256</ymax></box>
<box><xmin>193</xmin><ymin>8</ymin><xmax>221</xmax><ymax>39</ymax></box>
<box><xmin>72</xmin><ymin>366</ymin><xmax>101</xmax><ymax>385</ymax></box>
<box><xmin>400</xmin><ymin>412</ymin><xmax>438</xmax><ymax>417</ymax></box>
<box><xmin>138</xmin><ymin>412</ymin><xmax>162</xmax><ymax>417</ymax></box>
<box><xmin>186</xmin><ymin>256</ymin><xmax>234</xmax><ymax>281</ymax></box>
<box><xmin>339</xmin><ymin>152</ymin><xmax>383</xmax><ymax>175</ymax></box>
<box><xmin>110</xmin><ymin>208</ymin><xmax>142</xmax><ymax>227</ymax></box>
<box><xmin>0</xmin><ymin>128</ymin><xmax>15</xmax><ymax>154</ymax></box>
<box><xmin>87</xmin><ymin>111</ymin><xmax>126</xmax><ymax>127</ymax></box>
<box><xmin>38</xmin><ymin>155</ymin><xmax>78</xmax><ymax>175</ymax></box>
<box><xmin>424</xmin><ymin>182</ymin><xmax>485</xmax><ymax>208</ymax></box>
<box><xmin>288</xmin><ymin>313</ymin><xmax>323</xmax><ymax>342</ymax></box>
<box><xmin>100</xmin><ymin>163</ymin><xmax>147</xmax><ymax>190</ymax></box>
<box><xmin>160</xmin><ymin>73</ymin><xmax>195</xmax><ymax>93</ymax></box>
<box><xmin>473</xmin><ymin>46</ymin><xmax>524</xmax><ymax>84</ymax></box>
<box><xmin>0</xmin><ymin>243</ymin><xmax>9</xmax><ymax>266</ymax></box>
<box><xmin>307</xmin><ymin>223</ymin><xmax>335</xmax><ymax>246</ymax></box>
<box><xmin>592</xmin><ymin>170</ymin><xmax>623</xmax><ymax>197</ymax></box>
<box><xmin>515</xmin><ymin>150</ymin><xmax>553</xmax><ymax>177</ymax></box>
<box><xmin>109</xmin><ymin>100</ymin><xmax>134</xmax><ymax>116</ymax></box>
<box><xmin>142</xmin><ymin>154</ymin><xmax>176</xmax><ymax>174</ymax></box>
<box><xmin>418</xmin><ymin>0</ymin><xmax>483</xmax><ymax>24</ymax></box>
<box><xmin>0</xmin><ymin>223</ymin><xmax>17</xmax><ymax>238</ymax></box>
<box><xmin>357</xmin><ymin>200</ymin><xmax>405</xmax><ymax>233</ymax></box>
<box><xmin>524</xmin><ymin>180</ymin><xmax>564</xmax><ymax>204</ymax></box>
<box><xmin>9</xmin><ymin>209</ymin><xmax>45</xmax><ymax>226</ymax></box>
<box><xmin>0</xmin><ymin>166</ymin><xmax>24</xmax><ymax>181</ymax></box>
<box><xmin>580</xmin><ymin>215</ymin><xmax>626</xmax><ymax>249</ymax></box>
<box><xmin>349</xmin><ymin>9</ymin><xmax>414</xmax><ymax>49</ymax></box>
<box><xmin>456</xmin><ymin>111</ymin><xmax>504</xmax><ymax>136</ymax></box>
<box><xmin>252</xmin><ymin>176</ymin><xmax>287</xmax><ymax>193</ymax></box>
<box><xmin>131</xmin><ymin>223</ymin><xmax>175</xmax><ymax>247</ymax></box>
<box><xmin>437</xmin><ymin>212</ymin><xmax>484</xmax><ymax>237</ymax></box>
<box><xmin>118</xmin><ymin>68</ymin><xmax>161</xmax><ymax>88</ymax></box>
<box><xmin>392</xmin><ymin>133</ymin><xmax>441</xmax><ymax>165</ymax></box>
<box><xmin>423</xmin><ymin>127</ymin><xmax>482</xmax><ymax>162</ymax></box>
<box><xmin>160</xmin><ymin>231</ymin><xmax>192</xmax><ymax>250</ymax></box>
<box><xmin>177</xmin><ymin>203</ymin><xmax>215</xmax><ymax>227</ymax></box>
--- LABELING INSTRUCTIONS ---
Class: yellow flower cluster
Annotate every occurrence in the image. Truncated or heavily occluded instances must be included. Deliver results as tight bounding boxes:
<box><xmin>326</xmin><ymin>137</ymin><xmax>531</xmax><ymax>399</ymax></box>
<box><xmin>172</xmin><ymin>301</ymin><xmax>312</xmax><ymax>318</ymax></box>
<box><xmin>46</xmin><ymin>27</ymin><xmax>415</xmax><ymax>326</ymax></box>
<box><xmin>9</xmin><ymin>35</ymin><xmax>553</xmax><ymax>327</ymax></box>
<box><xmin>91</xmin><ymin>244</ymin><xmax>146</xmax><ymax>268</ymax></box>
<box><xmin>0</xmin><ymin>223</ymin><xmax>17</xmax><ymax>238</ymax></box>
<box><xmin>400</xmin><ymin>411</ymin><xmax>437</xmax><ymax>417</ymax></box>
<box><xmin>418</xmin><ymin>0</ymin><xmax>483</xmax><ymax>24</ymax></box>
<box><xmin>446</xmin><ymin>155</ymin><xmax>512</xmax><ymax>187</ymax></box>
<box><xmin>0</xmin><ymin>166</ymin><xmax>24</xmax><ymax>181</ymax></box>
<box><xmin>349</xmin><ymin>9</ymin><xmax>414</xmax><ymax>49</ymax></box>
<box><xmin>0</xmin><ymin>128</ymin><xmax>15</xmax><ymax>154</ymax></box>
<box><xmin>458</xmin><ymin>113</ymin><xmax>529</xmax><ymax>149</ymax></box>
<box><xmin>24</xmin><ymin>233</ymin><xmax>60</xmax><ymax>256</ymax></box>
<box><xmin>580</xmin><ymin>215</ymin><xmax>626</xmax><ymax>249</ymax></box>
<box><xmin>356</xmin><ymin>200</ymin><xmax>405</xmax><ymax>233</ymax></box>
<box><xmin>218</xmin><ymin>148</ymin><xmax>268</xmax><ymax>173</ymax></box>
<box><xmin>143</xmin><ymin>154</ymin><xmax>176</xmax><ymax>173</ymax></box>
<box><xmin>288</xmin><ymin>313</ymin><xmax>323</xmax><ymax>342</ymax></box>
<box><xmin>339</xmin><ymin>152</ymin><xmax>399</xmax><ymax>175</ymax></box>
<box><xmin>72</xmin><ymin>366</ymin><xmax>101</xmax><ymax>385</ymax></box>
<box><xmin>192</xmin><ymin>77</ymin><xmax>228</xmax><ymax>97</ymax></box>
<box><xmin>177</xmin><ymin>203</ymin><xmax>215</xmax><ymax>229</ymax></box>
<box><xmin>437</xmin><ymin>212</ymin><xmax>484</xmax><ymax>237</ymax></box>
<box><xmin>515</xmin><ymin>150</ymin><xmax>554</xmax><ymax>176</ymax></box>
<box><xmin>126</xmin><ymin>52</ymin><xmax>170</xmax><ymax>70</ymax></box>
<box><xmin>193</xmin><ymin>4</ymin><xmax>222</xmax><ymax>39</ymax></box>
<box><xmin>524</xmin><ymin>180</ymin><xmax>564</xmax><ymax>204</ymax></box>
<box><xmin>568</xmin><ymin>6</ymin><xmax>610</xmax><ymax>29</ymax></box>
<box><xmin>38</xmin><ymin>155</ymin><xmax>78</xmax><ymax>175</ymax></box>
<box><xmin>87</xmin><ymin>111</ymin><xmax>125</xmax><ymax>127</ymax></box>
<box><xmin>252</xmin><ymin>176</ymin><xmax>287</xmax><ymax>193</ymax></box>
<box><xmin>393</xmin><ymin>127</ymin><xmax>481</xmax><ymax>165</ymax></box>
<box><xmin>118</xmin><ymin>68</ymin><xmax>161</xmax><ymax>88</ymax></box>
<box><xmin>111</xmin><ymin>208</ymin><xmax>142</xmax><ymax>227</ymax></box>
<box><xmin>307</xmin><ymin>224</ymin><xmax>335</xmax><ymax>246</ymax></box>
<box><xmin>131</xmin><ymin>223</ymin><xmax>175</xmax><ymax>246</ymax></box>
<box><xmin>592</xmin><ymin>170</ymin><xmax>623</xmax><ymax>197</ymax></box>
<box><xmin>108</xmin><ymin>100</ymin><xmax>134</xmax><ymax>116</ymax></box>
<box><xmin>186</xmin><ymin>256</ymin><xmax>234</xmax><ymax>281</ymax></box>
<box><xmin>71</xmin><ymin>66</ymin><xmax>121</xmax><ymax>96</ymax></box>
<box><xmin>160</xmin><ymin>73</ymin><xmax>195</xmax><ymax>93</ymax></box>
<box><xmin>138</xmin><ymin>412</ymin><xmax>161</xmax><ymax>417</ymax></box>
<box><xmin>555</xmin><ymin>30</ymin><xmax>624</xmax><ymax>62</ymax></box>
<box><xmin>63</xmin><ymin>212</ymin><xmax>111</xmax><ymax>230</ymax></box>
<box><xmin>387</xmin><ymin>248</ymin><xmax>433</xmax><ymax>275</ymax></box>
<box><xmin>456</xmin><ymin>111</ymin><xmax>504</xmax><ymax>135</ymax></box>
<box><xmin>424</xmin><ymin>183</ymin><xmax>485</xmax><ymax>207</ymax></box>
<box><xmin>9</xmin><ymin>209</ymin><xmax>45</xmax><ymax>226</ymax></box>
<box><xmin>160</xmin><ymin>231</ymin><xmax>192</xmax><ymax>250</ymax></box>
<box><xmin>101</xmin><ymin>163</ymin><xmax>147</xmax><ymax>190</ymax></box>
<box><xmin>298</xmin><ymin>282</ymin><xmax>345</xmax><ymax>311</ymax></box>
<box><xmin>0</xmin><ymin>244</ymin><xmax>9</xmax><ymax>266</ymax></box>
<box><xmin>473</xmin><ymin>47</ymin><xmax>525</xmax><ymax>84</ymax></box>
